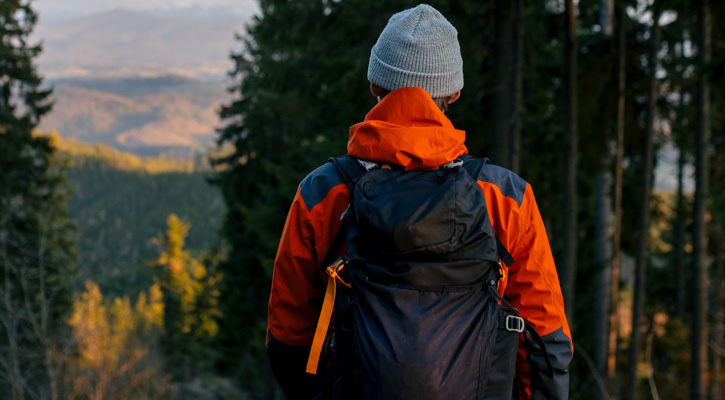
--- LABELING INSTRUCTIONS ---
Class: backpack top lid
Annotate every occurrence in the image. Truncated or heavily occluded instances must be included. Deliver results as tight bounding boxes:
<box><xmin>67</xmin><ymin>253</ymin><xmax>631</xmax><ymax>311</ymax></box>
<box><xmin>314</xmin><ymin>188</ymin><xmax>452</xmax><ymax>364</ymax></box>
<box><xmin>346</xmin><ymin>162</ymin><xmax>499</xmax><ymax>286</ymax></box>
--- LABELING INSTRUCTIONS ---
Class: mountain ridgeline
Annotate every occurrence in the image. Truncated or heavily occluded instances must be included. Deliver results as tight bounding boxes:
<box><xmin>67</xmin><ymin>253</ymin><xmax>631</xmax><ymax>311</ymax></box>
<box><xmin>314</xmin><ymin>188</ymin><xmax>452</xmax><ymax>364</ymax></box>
<box><xmin>40</xmin><ymin>75</ymin><xmax>229</xmax><ymax>158</ymax></box>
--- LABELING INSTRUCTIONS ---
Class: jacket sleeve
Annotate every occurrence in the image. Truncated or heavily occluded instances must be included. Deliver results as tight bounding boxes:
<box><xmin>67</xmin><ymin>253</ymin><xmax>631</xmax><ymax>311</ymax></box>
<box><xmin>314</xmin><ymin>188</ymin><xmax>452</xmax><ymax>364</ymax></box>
<box><xmin>504</xmin><ymin>184</ymin><xmax>573</xmax><ymax>400</ymax></box>
<box><xmin>266</xmin><ymin>179</ymin><xmax>350</xmax><ymax>397</ymax></box>
<box><xmin>479</xmin><ymin>176</ymin><xmax>572</xmax><ymax>400</ymax></box>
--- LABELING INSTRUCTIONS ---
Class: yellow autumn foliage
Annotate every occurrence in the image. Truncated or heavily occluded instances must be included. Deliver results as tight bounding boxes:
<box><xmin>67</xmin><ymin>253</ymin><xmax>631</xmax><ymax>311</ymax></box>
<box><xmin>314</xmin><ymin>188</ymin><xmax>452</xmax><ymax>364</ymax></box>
<box><xmin>151</xmin><ymin>214</ymin><xmax>222</xmax><ymax>338</ymax></box>
<box><xmin>67</xmin><ymin>281</ymin><xmax>166</xmax><ymax>400</ymax></box>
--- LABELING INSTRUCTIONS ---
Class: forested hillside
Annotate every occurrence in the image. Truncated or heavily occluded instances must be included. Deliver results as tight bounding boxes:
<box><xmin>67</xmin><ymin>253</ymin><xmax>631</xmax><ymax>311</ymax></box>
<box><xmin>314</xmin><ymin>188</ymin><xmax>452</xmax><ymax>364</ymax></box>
<box><xmin>50</xmin><ymin>134</ymin><xmax>224</xmax><ymax>297</ymax></box>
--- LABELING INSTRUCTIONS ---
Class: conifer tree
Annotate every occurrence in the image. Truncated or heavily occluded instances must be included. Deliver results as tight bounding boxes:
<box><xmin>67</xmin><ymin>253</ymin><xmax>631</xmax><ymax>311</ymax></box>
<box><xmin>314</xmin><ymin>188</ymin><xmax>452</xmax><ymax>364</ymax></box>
<box><xmin>0</xmin><ymin>1</ymin><xmax>76</xmax><ymax>399</ymax></box>
<box><xmin>213</xmin><ymin>0</ymin><xmax>583</xmax><ymax>392</ymax></box>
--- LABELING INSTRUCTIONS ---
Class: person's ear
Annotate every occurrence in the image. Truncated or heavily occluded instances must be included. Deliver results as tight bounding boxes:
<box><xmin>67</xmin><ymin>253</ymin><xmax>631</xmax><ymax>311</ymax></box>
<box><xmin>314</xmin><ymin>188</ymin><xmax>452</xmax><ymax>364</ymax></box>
<box><xmin>370</xmin><ymin>83</ymin><xmax>385</xmax><ymax>98</ymax></box>
<box><xmin>448</xmin><ymin>90</ymin><xmax>461</xmax><ymax>104</ymax></box>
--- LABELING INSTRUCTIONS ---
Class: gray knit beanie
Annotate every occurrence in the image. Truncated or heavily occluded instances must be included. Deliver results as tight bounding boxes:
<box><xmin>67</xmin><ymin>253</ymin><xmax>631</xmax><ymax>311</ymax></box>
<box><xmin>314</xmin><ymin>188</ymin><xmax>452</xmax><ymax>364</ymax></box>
<box><xmin>368</xmin><ymin>4</ymin><xmax>463</xmax><ymax>98</ymax></box>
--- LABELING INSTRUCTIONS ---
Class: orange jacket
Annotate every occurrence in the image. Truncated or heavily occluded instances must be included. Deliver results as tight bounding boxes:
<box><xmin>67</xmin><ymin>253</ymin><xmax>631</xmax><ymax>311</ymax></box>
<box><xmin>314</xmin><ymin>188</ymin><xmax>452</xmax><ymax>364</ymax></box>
<box><xmin>267</xmin><ymin>87</ymin><xmax>572</xmax><ymax>399</ymax></box>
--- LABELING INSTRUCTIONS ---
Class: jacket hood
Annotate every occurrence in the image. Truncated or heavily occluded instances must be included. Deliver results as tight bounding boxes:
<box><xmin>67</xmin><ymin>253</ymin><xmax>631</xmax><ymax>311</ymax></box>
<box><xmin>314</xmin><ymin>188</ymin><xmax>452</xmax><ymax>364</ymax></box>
<box><xmin>348</xmin><ymin>87</ymin><xmax>467</xmax><ymax>170</ymax></box>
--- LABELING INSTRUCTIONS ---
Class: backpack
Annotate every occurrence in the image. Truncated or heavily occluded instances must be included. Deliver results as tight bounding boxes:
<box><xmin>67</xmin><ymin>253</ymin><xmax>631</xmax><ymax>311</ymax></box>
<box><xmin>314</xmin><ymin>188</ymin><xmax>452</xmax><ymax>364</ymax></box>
<box><xmin>306</xmin><ymin>155</ymin><xmax>550</xmax><ymax>400</ymax></box>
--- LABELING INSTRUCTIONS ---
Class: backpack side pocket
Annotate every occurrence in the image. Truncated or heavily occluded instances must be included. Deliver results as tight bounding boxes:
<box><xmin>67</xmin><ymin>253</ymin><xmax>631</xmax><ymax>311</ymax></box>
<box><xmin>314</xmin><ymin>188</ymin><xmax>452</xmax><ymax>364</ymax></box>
<box><xmin>478</xmin><ymin>307</ymin><xmax>520</xmax><ymax>400</ymax></box>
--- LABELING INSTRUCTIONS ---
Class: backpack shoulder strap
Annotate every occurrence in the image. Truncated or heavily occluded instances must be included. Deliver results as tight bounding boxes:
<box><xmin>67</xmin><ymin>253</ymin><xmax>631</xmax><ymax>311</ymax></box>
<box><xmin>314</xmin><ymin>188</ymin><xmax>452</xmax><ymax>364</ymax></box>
<box><xmin>318</xmin><ymin>156</ymin><xmax>367</xmax><ymax>270</ymax></box>
<box><xmin>461</xmin><ymin>156</ymin><xmax>516</xmax><ymax>267</ymax></box>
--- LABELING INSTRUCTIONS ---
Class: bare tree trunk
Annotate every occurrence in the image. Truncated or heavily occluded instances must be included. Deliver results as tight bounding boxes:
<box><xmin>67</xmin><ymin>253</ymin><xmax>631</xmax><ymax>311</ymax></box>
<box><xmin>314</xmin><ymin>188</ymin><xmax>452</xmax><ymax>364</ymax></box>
<box><xmin>594</xmin><ymin>171</ymin><xmax>613</xmax><ymax>400</ymax></box>
<box><xmin>675</xmin><ymin>143</ymin><xmax>687</xmax><ymax>320</ymax></box>
<box><xmin>17</xmin><ymin>220</ymin><xmax>67</xmax><ymax>400</ymax></box>
<box><xmin>509</xmin><ymin>0</ymin><xmax>524</xmax><ymax>174</ymax></box>
<box><xmin>1</xmin><ymin>230</ymin><xmax>25</xmax><ymax>400</ymax></box>
<box><xmin>601</xmin><ymin>0</ymin><xmax>614</xmax><ymax>36</ymax></box>
<box><xmin>627</xmin><ymin>8</ymin><xmax>660</xmax><ymax>400</ymax></box>
<box><xmin>673</xmin><ymin>35</ymin><xmax>689</xmax><ymax>323</ymax></box>
<box><xmin>593</xmin><ymin>4</ymin><xmax>616</xmax><ymax>398</ymax></box>
<box><xmin>36</xmin><ymin>222</ymin><xmax>60</xmax><ymax>400</ymax></box>
<box><xmin>607</xmin><ymin>5</ymin><xmax>627</xmax><ymax>398</ymax></box>
<box><xmin>711</xmin><ymin>221</ymin><xmax>723</xmax><ymax>400</ymax></box>
<box><xmin>691</xmin><ymin>0</ymin><xmax>711</xmax><ymax>398</ymax></box>
<box><xmin>560</xmin><ymin>0</ymin><xmax>578</xmax><ymax>325</ymax></box>
<box><xmin>492</xmin><ymin>0</ymin><xmax>513</xmax><ymax>168</ymax></box>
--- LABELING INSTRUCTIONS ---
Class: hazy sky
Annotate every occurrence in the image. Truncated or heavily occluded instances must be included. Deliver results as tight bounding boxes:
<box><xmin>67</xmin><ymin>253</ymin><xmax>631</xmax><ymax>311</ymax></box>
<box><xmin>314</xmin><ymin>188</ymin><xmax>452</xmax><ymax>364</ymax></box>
<box><xmin>34</xmin><ymin>0</ymin><xmax>257</xmax><ymax>20</ymax></box>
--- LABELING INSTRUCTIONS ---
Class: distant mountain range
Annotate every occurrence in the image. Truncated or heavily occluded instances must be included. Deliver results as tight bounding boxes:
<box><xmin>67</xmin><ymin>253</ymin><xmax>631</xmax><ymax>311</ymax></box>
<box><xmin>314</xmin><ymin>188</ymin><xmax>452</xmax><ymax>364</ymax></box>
<box><xmin>34</xmin><ymin>8</ymin><xmax>252</xmax><ymax>79</ymax></box>
<box><xmin>32</xmin><ymin>7</ymin><xmax>252</xmax><ymax>156</ymax></box>
<box><xmin>36</xmin><ymin>2</ymin><xmax>257</xmax><ymax>24</ymax></box>
<box><xmin>39</xmin><ymin>75</ymin><xmax>229</xmax><ymax>156</ymax></box>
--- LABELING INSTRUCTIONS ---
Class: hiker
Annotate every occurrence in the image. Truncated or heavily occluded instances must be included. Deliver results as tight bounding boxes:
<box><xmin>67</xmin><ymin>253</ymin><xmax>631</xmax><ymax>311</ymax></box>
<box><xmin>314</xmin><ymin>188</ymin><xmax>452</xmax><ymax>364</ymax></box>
<box><xmin>266</xmin><ymin>4</ymin><xmax>572</xmax><ymax>399</ymax></box>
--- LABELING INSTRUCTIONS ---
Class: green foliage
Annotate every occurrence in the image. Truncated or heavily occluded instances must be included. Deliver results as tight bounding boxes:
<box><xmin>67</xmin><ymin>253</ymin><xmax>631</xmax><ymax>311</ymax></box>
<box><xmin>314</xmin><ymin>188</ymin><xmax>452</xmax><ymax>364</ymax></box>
<box><xmin>59</xmin><ymin>150</ymin><xmax>224</xmax><ymax>299</ymax></box>
<box><xmin>212</xmin><ymin>0</ymin><xmax>725</xmax><ymax>396</ymax></box>
<box><xmin>0</xmin><ymin>1</ymin><xmax>76</xmax><ymax>397</ymax></box>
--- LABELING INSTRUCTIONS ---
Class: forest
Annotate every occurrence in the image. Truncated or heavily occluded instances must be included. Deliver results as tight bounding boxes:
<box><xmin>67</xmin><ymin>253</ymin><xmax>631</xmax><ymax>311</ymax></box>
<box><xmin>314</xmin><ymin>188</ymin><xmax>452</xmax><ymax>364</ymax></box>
<box><xmin>0</xmin><ymin>0</ymin><xmax>723</xmax><ymax>399</ymax></box>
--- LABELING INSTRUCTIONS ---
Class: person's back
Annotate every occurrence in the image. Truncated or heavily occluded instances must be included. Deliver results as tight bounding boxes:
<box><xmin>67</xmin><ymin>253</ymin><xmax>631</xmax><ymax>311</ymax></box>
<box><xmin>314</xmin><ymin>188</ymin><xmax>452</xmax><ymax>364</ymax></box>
<box><xmin>266</xmin><ymin>4</ymin><xmax>572</xmax><ymax>399</ymax></box>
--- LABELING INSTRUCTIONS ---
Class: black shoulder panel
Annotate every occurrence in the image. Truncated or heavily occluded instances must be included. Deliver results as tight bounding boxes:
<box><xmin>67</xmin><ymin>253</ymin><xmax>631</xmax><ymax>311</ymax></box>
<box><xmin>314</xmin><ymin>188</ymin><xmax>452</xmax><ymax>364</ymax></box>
<box><xmin>474</xmin><ymin>163</ymin><xmax>527</xmax><ymax>207</ymax></box>
<box><xmin>299</xmin><ymin>162</ymin><xmax>345</xmax><ymax>211</ymax></box>
<box><xmin>299</xmin><ymin>156</ymin><xmax>365</xmax><ymax>211</ymax></box>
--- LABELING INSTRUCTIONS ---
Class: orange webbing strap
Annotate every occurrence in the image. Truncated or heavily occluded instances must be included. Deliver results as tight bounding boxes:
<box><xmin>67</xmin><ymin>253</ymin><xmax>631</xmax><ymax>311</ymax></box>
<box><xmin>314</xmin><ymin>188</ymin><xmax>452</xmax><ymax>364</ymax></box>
<box><xmin>306</xmin><ymin>258</ymin><xmax>351</xmax><ymax>375</ymax></box>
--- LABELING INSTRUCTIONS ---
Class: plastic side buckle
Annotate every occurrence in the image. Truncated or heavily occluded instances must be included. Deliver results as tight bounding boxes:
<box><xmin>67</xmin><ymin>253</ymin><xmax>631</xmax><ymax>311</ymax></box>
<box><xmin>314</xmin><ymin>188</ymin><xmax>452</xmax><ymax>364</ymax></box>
<box><xmin>505</xmin><ymin>315</ymin><xmax>525</xmax><ymax>333</ymax></box>
<box><xmin>497</xmin><ymin>262</ymin><xmax>505</xmax><ymax>281</ymax></box>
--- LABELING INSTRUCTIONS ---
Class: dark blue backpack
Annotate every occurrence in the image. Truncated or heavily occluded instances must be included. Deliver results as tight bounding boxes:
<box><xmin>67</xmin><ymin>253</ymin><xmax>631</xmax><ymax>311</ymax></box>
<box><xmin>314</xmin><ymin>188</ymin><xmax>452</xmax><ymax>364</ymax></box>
<box><xmin>308</xmin><ymin>155</ymin><xmax>549</xmax><ymax>400</ymax></box>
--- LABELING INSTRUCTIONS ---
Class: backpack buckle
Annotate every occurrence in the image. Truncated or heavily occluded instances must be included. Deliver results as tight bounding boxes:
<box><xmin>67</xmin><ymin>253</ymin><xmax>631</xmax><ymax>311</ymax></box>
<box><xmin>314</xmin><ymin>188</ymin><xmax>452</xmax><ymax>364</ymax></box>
<box><xmin>505</xmin><ymin>315</ymin><xmax>525</xmax><ymax>333</ymax></box>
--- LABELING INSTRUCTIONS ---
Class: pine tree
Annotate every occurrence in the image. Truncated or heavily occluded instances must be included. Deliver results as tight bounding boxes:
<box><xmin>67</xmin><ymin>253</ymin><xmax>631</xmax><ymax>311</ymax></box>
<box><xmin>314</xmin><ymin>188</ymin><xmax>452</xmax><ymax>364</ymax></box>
<box><xmin>0</xmin><ymin>1</ymin><xmax>77</xmax><ymax>399</ymax></box>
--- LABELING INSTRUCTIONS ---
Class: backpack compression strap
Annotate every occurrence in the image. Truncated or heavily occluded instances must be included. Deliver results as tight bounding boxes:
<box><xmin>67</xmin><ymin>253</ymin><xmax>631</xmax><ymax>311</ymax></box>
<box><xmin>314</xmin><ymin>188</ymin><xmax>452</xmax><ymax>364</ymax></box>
<box><xmin>306</xmin><ymin>257</ymin><xmax>351</xmax><ymax>375</ymax></box>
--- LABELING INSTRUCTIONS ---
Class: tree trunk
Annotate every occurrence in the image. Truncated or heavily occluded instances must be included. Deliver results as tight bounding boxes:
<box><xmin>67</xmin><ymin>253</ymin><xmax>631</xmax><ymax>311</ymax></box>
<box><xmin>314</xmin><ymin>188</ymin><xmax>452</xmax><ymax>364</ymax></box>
<box><xmin>601</xmin><ymin>0</ymin><xmax>614</xmax><ymax>36</ymax></box>
<box><xmin>673</xmin><ymin>35</ymin><xmax>689</xmax><ymax>323</ymax></box>
<box><xmin>593</xmin><ymin>3</ymin><xmax>616</xmax><ymax>399</ymax></box>
<box><xmin>607</xmin><ymin>4</ymin><xmax>627</xmax><ymax>399</ymax></box>
<box><xmin>675</xmin><ymin>142</ymin><xmax>687</xmax><ymax>321</ymax></box>
<box><xmin>608</xmin><ymin>5</ymin><xmax>627</xmax><ymax>398</ymax></box>
<box><xmin>509</xmin><ymin>0</ymin><xmax>524</xmax><ymax>174</ymax></box>
<box><xmin>710</xmin><ymin>221</ymin><xmax>723</xmax><ymax>400</ymax></box>
<box><xmin>626</xmin><ymin>8</ymin><xmax>659</xmax><ymax>400</ymax></box>
<box><xmin>491</xmin><ymin>0</ymin><xmax>513</xmax><ymax>168</ymax></box>
<box><xmin>560</xmin><ymin>0</ymin><xmax>578</xmax><ymax>325</ymax></box>
<box><xmin>594</xmin><ymin>171</ymin><xmax>613</xmax><ymax>400</ymax></box>
<box><xmin>691</xmin><ymin>0</ymin><xmax>711</xmax><ymax>398</ymax></box>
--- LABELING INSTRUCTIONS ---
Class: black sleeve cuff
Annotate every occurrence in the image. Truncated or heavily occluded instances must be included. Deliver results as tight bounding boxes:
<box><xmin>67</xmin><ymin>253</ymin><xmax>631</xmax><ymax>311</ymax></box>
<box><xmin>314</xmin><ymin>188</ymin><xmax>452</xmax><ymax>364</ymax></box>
<box><xmin>267</xmin><ymin>332</ymin><xmax>323</xmax><ymax>400</ymax></box>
